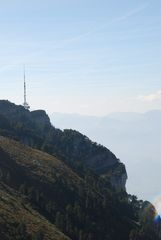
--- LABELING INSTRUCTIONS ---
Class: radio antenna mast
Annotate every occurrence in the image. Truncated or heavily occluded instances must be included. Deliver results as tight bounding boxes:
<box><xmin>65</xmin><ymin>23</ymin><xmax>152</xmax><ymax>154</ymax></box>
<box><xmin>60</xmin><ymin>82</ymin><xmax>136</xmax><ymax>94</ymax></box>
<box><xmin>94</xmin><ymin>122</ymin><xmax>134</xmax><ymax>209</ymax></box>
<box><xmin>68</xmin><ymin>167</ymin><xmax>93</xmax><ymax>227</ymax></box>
<box><xmin>23</xmin><ymin>66</ymin><xmax>30</xmax><ymax>110</ymax></box>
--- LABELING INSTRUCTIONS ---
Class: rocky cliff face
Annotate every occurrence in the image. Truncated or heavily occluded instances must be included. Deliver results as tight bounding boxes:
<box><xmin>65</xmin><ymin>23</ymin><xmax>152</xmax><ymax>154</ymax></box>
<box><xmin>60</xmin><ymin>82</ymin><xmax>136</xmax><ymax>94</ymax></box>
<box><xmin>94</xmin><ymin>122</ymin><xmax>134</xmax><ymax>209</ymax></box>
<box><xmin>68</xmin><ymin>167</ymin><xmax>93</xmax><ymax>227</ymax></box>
<box><xmin>31</xmin><ymin>110</ymin><xmax>51</xmax><ymax>131</ymax></box>
<box><xmin>0</xmin><ymin>100</ymin><xmax>127</xmax><ymax>190</ymax></box>
<box><xmin>51</xmin><ymin>129</ymin><xmax>127</xmax><ymax>189</ymax></box>
<box><xmin>110</xmin><ymin>172</ymin><xmax>128</xmax><ymax>190</ymax></box>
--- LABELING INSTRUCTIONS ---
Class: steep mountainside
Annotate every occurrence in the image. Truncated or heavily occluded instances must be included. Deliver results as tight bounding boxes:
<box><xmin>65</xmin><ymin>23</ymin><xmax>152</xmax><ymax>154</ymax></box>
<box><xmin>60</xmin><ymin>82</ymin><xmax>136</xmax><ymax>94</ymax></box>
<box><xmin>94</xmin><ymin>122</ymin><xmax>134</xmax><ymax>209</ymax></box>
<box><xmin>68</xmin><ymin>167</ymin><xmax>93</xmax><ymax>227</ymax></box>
<box><xmin>0</xmin><ymin>100</ymin><xmax>127</xmax><ymax>190</ymax></box>
<box><xmin>0</xmin><ymin>136</ymin><xmax>160</xmax><ymax>240</ymax></box>
<box><xmin>0</xmin><ymin>100</ymin><xmax>160</xmax><ymax>240</ymax></box>
<box><xmin>0</xmin><ymin>136</ymin><xmax>134</xmax><ymax>239</ymax></box>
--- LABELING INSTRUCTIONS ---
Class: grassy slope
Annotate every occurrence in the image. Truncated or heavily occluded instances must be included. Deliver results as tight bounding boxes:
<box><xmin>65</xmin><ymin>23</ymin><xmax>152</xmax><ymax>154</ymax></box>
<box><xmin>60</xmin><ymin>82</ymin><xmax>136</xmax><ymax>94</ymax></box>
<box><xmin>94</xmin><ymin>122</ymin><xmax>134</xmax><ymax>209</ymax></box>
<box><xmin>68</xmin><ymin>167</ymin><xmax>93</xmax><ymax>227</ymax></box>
<box><xmin>0</xmin><ymin>183</ymin><xmax>70</xmax><ymax>240</ymax></box>
<box><xmin>0</xmin><ymin>135</ymin><xmax>85</xmax><ymax>239</ymax></box>
<box><xmin>0</xmin><ymin>136</ymin><xmax>83</xmax><ymax>183</ymax></box>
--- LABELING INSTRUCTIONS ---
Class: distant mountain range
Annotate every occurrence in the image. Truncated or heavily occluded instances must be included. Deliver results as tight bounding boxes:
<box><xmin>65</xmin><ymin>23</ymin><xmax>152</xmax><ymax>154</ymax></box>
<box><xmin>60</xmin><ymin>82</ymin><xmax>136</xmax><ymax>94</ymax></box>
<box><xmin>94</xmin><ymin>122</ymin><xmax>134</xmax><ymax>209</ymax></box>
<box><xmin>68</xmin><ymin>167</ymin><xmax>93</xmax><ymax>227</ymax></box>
<box><xmin>50</xmin><ymin>110</ymin><xmax>161</xmax><ymax>203</ymax></box>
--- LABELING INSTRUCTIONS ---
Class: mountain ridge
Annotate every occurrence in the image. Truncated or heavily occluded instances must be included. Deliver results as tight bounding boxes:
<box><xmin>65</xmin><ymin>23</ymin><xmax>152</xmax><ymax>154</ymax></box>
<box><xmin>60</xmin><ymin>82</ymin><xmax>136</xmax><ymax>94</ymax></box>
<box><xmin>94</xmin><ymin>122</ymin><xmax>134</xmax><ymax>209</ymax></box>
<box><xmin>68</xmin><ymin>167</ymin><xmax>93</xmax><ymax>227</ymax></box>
<box><xmin>0</xmin><ymin>100</ymin><xmax>127</xmax><ymax>190</ymax></box>
<box><xmin>0</xmin><ymin>100</ymin><xmax>161</xmax><ymax>239</ymax></box>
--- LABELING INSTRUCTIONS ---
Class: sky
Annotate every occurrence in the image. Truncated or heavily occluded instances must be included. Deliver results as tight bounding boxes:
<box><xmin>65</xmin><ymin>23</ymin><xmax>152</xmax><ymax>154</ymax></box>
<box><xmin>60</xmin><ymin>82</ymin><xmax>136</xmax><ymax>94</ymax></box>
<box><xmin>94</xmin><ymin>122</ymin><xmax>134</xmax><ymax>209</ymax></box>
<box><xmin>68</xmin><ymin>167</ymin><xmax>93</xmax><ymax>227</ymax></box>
<box><xmin>0</xmin><ymin>0</ymin><xmax>161</xmax><ymax>116</ymax></box>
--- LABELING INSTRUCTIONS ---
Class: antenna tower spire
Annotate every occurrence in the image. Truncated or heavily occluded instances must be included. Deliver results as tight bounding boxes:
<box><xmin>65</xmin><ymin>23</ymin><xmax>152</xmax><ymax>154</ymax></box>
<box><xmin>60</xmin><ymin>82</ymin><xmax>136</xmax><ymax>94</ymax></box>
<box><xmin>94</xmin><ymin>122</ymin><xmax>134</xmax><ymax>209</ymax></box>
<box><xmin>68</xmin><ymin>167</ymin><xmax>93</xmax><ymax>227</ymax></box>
<box><xmin>23</xmin><ymin>66</ymin><xmax>30</xmax><ymax>110</ymax></box>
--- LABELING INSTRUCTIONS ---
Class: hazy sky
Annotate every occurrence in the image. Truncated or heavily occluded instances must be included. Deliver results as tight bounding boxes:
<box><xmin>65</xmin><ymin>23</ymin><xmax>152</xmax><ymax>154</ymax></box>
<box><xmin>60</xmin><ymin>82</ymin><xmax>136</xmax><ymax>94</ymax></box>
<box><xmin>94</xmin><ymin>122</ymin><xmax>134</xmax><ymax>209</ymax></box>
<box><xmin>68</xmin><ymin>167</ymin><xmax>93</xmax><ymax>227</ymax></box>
<box><xmin>0</xmin><ymin>0</ymin><xmax>161</xmax><ymax>115</ymax></box>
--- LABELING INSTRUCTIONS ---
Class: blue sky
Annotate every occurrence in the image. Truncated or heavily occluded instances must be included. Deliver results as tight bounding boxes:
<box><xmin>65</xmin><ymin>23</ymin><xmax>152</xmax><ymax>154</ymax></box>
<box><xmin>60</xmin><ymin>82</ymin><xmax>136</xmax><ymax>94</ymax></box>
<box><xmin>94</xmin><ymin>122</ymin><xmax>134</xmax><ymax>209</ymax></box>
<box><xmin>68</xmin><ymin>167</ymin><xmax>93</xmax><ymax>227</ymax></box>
<box><xmin>0</xmin><ymin>0</ymin><xmax>161</xmax><ymax>115</ymax></box>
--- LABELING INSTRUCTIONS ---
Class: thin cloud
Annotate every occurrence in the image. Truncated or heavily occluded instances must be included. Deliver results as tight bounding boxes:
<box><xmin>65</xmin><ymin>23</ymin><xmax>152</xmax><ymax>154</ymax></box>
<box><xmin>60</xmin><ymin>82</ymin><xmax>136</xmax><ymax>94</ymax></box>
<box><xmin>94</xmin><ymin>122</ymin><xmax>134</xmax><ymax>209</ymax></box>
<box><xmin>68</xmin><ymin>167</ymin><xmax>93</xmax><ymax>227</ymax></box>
<box><xmin>59</xmin><ymin>3</ymin><xmax>150</xmax><ymax>45</ymax></box>
<box><xmin>112</xmin><ymin>3</ymin><xmax>150</xmax><ymax>23</ymax></box>
<box><xmin>138</xmin><ymin>90</ymin><xmax>161</xmax><ymax>102</ymax></box>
